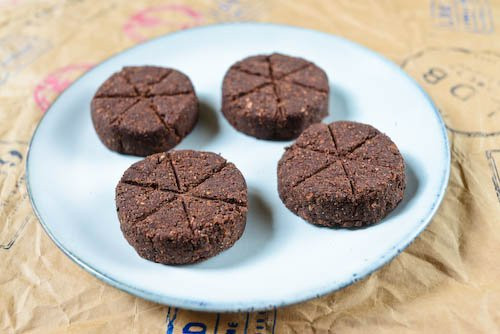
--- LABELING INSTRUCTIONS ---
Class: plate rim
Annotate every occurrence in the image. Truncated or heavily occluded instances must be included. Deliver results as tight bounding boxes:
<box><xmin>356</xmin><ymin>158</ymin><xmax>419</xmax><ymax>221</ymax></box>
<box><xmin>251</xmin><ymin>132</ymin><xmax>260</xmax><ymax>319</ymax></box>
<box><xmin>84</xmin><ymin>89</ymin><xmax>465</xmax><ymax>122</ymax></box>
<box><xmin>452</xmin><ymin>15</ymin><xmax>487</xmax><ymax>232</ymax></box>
<box><xmin>26</xmin><ymin>22</ymin><xmax>451</xmax><ymax>312</ymax></box>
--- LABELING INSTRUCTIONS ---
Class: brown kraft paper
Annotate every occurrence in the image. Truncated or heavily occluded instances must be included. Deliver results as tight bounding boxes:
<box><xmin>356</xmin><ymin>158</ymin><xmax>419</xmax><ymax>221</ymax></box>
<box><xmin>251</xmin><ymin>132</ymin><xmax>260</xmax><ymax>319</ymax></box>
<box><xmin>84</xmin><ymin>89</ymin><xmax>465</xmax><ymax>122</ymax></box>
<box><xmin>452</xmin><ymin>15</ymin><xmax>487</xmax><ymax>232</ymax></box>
<box><xmin>0</xmin><ymin>0</ymin><xmax>499</xmax><ymax>333</ymax></box>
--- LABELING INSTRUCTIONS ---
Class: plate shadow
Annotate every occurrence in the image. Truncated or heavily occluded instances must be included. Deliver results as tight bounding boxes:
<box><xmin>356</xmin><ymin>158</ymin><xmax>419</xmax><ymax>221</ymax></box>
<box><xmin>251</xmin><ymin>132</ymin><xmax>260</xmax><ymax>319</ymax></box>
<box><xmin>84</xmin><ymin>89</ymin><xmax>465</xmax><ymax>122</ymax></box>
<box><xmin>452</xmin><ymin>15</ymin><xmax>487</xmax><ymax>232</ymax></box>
<box><xmin>179</xmin><ymin>99</ymin><xmax>220</xmax><ymax>148</ymax></box>
<box><xmin>191</xmin><ymin>187</ymin><xmax>274</xmax><ymax>269</ymax></box>
<box><xmin>325</xmin><ymin>84</ymin><xmax>352</xmax><ymax>122</ymax></box>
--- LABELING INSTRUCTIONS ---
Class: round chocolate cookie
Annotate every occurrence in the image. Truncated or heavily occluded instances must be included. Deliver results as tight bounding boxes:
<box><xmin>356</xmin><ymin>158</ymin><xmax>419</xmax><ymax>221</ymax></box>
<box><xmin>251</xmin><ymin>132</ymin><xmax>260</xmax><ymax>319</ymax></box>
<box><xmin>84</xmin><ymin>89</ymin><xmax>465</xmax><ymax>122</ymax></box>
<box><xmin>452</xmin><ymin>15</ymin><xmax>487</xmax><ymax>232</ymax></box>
<box><xmin>91</xmin><ymin>66</ymin><xmax>198</xmax><ymax>156</ymax></box>
<box><xmin>278</xmin><ymin>121</ymin><xmax>405</xmax><ymax>228</ymax></box>
<box><xmin>222</xmin><ymin>53</ymin><xmax>329</xmax><ymax>140</ymax></box>
<box><xmin>116</xmin><ymin>150</ymin><xmax>247</xmax><ymax>264</ymax></box>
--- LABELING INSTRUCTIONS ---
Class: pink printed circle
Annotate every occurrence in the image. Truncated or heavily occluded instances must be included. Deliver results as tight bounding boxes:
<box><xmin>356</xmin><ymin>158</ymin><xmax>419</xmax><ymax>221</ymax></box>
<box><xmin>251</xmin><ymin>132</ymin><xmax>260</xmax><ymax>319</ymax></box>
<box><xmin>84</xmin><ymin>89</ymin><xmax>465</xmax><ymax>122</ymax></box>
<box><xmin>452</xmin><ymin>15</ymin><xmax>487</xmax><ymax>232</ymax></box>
<box><xmin>123</xmin><ymin>4</ymin><xmax>203</xmax><ymax>42</ymax></box>
<box><xmin>34</xmin><ymin>64</ymin><xmax>93</xmax><ymax>113</ymax></box>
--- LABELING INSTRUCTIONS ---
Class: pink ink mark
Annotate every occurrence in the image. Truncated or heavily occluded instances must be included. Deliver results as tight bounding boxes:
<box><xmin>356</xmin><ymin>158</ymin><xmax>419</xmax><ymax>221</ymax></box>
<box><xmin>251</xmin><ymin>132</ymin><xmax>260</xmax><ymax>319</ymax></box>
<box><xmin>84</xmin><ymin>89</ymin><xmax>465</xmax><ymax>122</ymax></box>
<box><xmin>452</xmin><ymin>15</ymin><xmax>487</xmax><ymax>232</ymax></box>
<box><xmin>0</xmin><ymin>0</ymin><xmax>20</xmax><ymax>6</ymax></box>
<box><xmin>34</xmin><ymin>63</ymin><xmax>93</xmax><ymax>113</ymax></box>
<box><xmin>123</xmin><ymin>4</ymin><xmax>203</xmax><ymax>42</ymax></box>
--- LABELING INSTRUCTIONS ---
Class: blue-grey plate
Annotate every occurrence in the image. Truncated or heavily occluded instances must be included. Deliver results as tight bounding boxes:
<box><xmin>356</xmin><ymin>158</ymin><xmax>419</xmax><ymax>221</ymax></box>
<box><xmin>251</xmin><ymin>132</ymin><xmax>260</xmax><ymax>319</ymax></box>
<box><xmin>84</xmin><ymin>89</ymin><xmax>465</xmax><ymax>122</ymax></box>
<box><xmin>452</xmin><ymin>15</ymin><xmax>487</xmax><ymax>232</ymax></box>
<box><xmin>27</xmin><ymin>23</ymin><xmax>450</xmax><ymax>312</ymax></box>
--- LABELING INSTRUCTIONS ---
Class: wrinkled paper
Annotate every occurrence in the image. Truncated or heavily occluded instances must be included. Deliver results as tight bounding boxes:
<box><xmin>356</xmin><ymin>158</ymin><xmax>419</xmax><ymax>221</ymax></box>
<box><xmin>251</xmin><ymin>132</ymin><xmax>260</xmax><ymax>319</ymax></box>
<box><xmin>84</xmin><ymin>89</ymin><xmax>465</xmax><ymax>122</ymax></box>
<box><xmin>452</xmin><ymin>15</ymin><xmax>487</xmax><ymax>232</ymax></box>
<box><xmin>0</xmin><ymin>0</ymin><xmax>499</xmax><ymax>333</ymax></box>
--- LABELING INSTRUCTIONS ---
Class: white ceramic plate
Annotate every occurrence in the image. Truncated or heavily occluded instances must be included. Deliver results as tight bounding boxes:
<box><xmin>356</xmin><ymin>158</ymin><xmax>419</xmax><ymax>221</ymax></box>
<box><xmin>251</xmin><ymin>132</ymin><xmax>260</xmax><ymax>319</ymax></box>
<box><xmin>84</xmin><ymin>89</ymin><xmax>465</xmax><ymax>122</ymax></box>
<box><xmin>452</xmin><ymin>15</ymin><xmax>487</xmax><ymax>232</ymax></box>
<box><xmin>27</xmin><ymin>23</ymin><xmax>450</xmax><ymax>312</ymax></box>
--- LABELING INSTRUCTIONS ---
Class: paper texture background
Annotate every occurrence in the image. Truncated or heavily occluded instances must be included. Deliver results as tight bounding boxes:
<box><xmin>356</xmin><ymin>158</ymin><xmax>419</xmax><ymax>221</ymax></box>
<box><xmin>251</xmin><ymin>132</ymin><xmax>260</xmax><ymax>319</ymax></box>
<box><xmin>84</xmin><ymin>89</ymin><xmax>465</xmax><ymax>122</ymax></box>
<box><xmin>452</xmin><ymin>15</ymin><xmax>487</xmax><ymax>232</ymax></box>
<box><xmin>1</xmin><ymin>0</ymin><xmax>499</xmax><ymax>333</ymax></box>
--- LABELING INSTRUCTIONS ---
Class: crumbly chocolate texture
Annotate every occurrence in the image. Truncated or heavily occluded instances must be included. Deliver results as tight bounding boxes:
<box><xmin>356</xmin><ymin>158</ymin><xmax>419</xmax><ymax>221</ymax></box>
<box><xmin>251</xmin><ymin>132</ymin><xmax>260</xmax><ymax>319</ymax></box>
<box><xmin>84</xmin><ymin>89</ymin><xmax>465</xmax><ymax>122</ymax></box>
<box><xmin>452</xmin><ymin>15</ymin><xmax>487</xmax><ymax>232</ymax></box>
<box><xmin>116</xmin><ymin>150</ymin><xmax>247</xmax><ymax>264</ymax></box>
<box><xmin>278</xmin><ymin>121</ymin><xmax>406</xmax><ymax>228</ymax></box>
<box><xmin>222</xmin><ymin>53</ymin><xmax>329</xmax><ymax>140</ymax></box>
<box><xmin>91</xmin><ymin>66</ymin><xmax>198</xmax><ymax>156</ymax></box>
